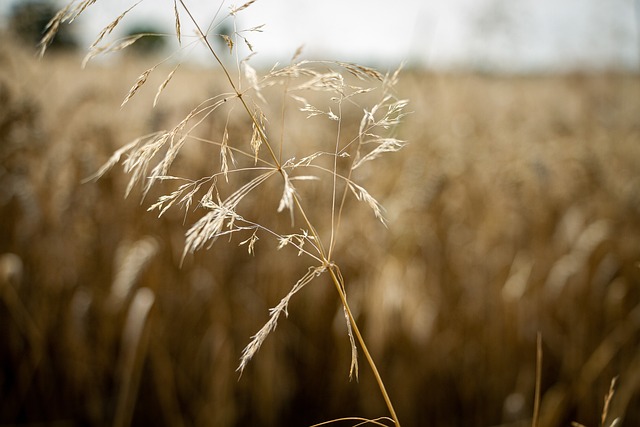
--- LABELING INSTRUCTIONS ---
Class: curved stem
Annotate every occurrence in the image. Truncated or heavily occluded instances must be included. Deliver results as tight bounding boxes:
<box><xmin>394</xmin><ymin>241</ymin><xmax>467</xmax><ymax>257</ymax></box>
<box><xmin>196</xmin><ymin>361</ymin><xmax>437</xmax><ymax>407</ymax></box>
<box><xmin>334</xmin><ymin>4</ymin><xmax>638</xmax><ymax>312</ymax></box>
<box><xmin>327</xmin><ymin>267</ymin><xmax>401</xmax><ymax>427</ymax></box>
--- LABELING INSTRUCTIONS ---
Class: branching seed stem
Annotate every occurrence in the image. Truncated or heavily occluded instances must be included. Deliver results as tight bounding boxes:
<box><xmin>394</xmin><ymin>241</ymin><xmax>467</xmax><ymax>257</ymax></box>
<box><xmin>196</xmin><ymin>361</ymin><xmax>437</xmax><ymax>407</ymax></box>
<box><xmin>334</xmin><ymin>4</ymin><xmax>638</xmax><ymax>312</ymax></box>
<box><xmin>177</xmin><ymin>3</ymin><xmax>401</xmax><ymax>424</ymax></box>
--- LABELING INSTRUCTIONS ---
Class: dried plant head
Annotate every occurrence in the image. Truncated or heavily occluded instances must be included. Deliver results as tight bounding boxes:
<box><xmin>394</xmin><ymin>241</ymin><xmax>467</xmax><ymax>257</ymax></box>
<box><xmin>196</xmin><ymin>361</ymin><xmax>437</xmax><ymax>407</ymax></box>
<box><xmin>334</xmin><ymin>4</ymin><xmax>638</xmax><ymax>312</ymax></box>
<box><xmin>41</xmin><ymin>1</ymin><xmax>407</xmax><ymax>425</ymax></box>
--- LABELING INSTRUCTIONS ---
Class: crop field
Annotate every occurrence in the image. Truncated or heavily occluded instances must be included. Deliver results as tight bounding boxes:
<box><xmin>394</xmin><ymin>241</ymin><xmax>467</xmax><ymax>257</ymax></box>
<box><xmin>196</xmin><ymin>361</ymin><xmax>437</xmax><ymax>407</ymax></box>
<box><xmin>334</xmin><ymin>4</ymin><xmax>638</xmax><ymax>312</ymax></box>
<box><xmin>1</xmin><ymin>27</ymin><xmax>640</xmax><ymax>427</ymax></box>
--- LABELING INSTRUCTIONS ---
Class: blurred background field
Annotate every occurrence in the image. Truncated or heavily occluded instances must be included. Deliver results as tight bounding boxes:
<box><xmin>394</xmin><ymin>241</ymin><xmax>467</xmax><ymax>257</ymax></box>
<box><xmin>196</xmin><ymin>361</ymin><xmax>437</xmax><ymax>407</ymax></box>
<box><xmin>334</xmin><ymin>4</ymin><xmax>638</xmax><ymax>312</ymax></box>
<box><xmin>2</xmin><ymin>2</ymin><xmax>640</xmax><ymax>427</ymax></box>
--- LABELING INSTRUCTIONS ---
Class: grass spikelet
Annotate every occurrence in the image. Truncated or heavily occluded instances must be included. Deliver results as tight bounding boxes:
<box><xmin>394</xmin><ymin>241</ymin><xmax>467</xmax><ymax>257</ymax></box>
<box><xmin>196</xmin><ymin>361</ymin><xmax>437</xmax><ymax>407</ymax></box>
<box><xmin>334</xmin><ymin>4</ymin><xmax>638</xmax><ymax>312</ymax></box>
<box><xmin>246</xmin><ymin>24</ymin><xmax>266</xmax><ymax>33</ymax></box>
<box><xmin>173</xmin><ymin>0</ymin><xmax>182</xmax><ymax>45</ymax></box>
<box><xmin>275</xmin><ymin>229</ymin><xmax>316</xmax><ymax>256</ymax></box>
<box><xmin>230</xmin><ymin>0</ymin><xmax>258</xmax><ymax>15</ymax></box>
<box><xmin>220</xmin><ymin>127</ymin><xmax>235</xmax><ymax>182</ymax></box>
<box><xmin>220</xmin><ymin>34</ymin><xmax>234</xmax><ymax>53</ymax></box>
<box><xmin>91</xmin><ymin>1</ymin><xmax>141</xmax><ymax>49</ymax></box>
<box><xmin>39</xmin><ymin>0</ymin><xmax>99</xmax><ymax>55</ymax></box>
<box><xmin>38</xmin><ymin>8</ymin><xmax>65</xmax><ymax>56</ymax></box>
<box><xmin>182</xmin><ymin>171</ymin><xmax>276</xmax><ymax>258</ymax></box>
<box><xmin>292</xmin><ymin>44</ymin><xmax>304</xmax><ymax>62</ymax></box>
<box><xmin>602</xmin><ymin>377</ymin><xmax>618</xmax><ymax>427</ymax></box>
<box><xmin>241</xmin><ymin>35</ymin><xmax>253</xmax><ymax>52</ymax></box>
<box><xmin>237</xmin><ymin>265</ymin><xmax>326</xmax><ymax>375</ymax></box>
<box><xmin>121</xmin><ymin>132</ymin><xmax>170</xmax><ymax>197</ymax></box>
<box><xmin>337</xmin><ymin>62</ymin><xmax>384</xmax><ymax>81</ymax></box>
<box><xmin>82</xmin><ymin>138</ymin><xmax>141</xmax><ymax>183</ymax></box>
<box><xmin>38</xmin><ymin>0</ymin><xmax>104</xmax><ymax>55</ymax></box>
<box><xmin>250</xmin><ymin>109</ymin><xmax>266</xmax><ymax>163</ymax></box>
<box><xmin>571</xmin><ymin>377</ymin><xmax>620</xmax><ymax>427</ymax></box>
<box><xmin>287</xmin><ymin>151</ymin><xmax>326</xmax><ymax>169</ymax></box>
<box><xmin>348</xmin><ymin>181</ymin><xmax>387</xmax><ymax>225</ymax></box>
<box><xmin>277</xmin><ymin>169</ymin><xmax>296</xmax><ymax>221</ymax></box>
<box><xmin>239</xmin><ymin>229</ymin><xmax>259</xmax><ymax>254</ymax></box>
<box><xmin>242</xmin><ymin>61</ymin><xmax>265</xmax><ymax>102</ymax></box>
<box><xmin>153</xmin><ymin>65</ymin><xmax>179</xmax><ymax>108</ymax></box>
<box><xmin>353</xmin><ymin>138</ymin><xmax>406</xmax><ymax>170</ymax></box>
<box><xmin>82</xmin><ymin>34</ymin><xmax>146</xmax><ymax>67</ymax></box>
<box><xmin>122</xmin><ymin>67</ymin><xmax>156</xmax><ymax>108</ymax></box>
<box><xmin>147</xmin><ymin>178</ymin><xmax>205</xmax><ymax>218</ymax></box>
<box><xmin>68</xmin><ymin>0</ymin><xmax>97</xmax><ymax>22</ymax></box>
<box><xmin>277</xmin><ymin>232</ymin><xmax>305</xmax><ymax>254</ymax></box>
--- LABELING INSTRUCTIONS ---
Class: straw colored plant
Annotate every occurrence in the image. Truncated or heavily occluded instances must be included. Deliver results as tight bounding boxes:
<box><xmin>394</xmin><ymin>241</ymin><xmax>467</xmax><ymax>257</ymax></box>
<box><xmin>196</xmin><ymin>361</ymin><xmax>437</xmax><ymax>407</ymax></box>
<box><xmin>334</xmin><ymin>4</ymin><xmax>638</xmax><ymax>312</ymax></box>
<box><xmin>41</xmin><ymin>1</ymin><xmax>408</xmax><ymax>425</ymax></box>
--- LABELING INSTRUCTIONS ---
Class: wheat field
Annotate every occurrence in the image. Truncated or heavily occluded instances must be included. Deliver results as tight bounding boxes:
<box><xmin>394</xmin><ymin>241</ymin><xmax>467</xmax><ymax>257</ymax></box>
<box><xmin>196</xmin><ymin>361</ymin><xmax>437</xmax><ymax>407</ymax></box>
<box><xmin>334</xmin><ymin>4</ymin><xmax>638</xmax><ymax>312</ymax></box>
<box><xmin>1</xmin><ymin>24</ymin><xmax>640</xmax><ymax>427</ymax></box>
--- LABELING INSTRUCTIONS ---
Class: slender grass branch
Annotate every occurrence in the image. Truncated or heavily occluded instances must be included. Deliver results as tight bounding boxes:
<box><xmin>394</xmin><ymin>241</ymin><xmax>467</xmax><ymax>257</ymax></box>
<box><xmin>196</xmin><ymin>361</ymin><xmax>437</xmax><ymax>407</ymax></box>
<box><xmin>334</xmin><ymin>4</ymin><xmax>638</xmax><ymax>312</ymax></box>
<box><xmin>328</xmin><ymin>267</ymin><xmax>401</xmax><ymax>427</ymax></box>
<box><xmin>178</xmin><ymin>0</ymin><xmax>280</xmax><ymax>168</ymax></box>
<box><xmin>178</xmin><ymin>4</ymin><xmax>401</xmax><ymax>424</ymax></box>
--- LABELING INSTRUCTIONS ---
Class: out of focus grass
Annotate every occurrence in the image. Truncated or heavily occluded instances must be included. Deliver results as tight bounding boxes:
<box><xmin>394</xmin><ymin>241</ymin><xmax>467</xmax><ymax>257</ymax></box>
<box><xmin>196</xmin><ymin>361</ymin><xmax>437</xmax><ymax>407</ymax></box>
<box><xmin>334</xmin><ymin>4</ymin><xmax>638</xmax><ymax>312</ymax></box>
<box><xmin>1</xmin><ymin>36</ymin><xmax>639</xmax><ymax>426</ymax></box>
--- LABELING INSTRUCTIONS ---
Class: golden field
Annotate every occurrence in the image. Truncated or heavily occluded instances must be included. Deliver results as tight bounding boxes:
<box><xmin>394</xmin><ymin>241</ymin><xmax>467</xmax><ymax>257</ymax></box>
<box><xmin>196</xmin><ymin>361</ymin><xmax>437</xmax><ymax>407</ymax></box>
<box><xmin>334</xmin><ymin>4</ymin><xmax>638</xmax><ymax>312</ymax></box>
<box><xmin>1</xmin><ymin>35</ymin><xmax>640</xmax><ymax>427</ymax></box>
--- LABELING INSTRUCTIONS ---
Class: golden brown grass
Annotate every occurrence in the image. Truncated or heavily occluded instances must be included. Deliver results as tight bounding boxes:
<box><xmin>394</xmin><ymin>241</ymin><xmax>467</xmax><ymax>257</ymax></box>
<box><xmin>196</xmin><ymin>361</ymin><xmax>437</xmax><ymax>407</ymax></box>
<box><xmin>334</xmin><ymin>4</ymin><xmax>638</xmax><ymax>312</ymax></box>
<box><xmin>1</xmin><ymin>8</ymin><xmax>640</xmax><ymax>427</ymax></box>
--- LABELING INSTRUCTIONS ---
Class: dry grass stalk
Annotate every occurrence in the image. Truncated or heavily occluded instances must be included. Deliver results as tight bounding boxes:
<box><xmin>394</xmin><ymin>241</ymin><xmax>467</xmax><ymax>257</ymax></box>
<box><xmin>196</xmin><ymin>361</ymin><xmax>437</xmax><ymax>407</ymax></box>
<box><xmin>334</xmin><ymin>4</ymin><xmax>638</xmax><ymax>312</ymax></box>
<box><xmin>109</xmin><ymin>237</ymin><xmax>159</xmax><ymax>307</ymax></box>
<box><xmin>238</xmin><ymin>265</ymin><xmax>326</xmax><ymax>374</ymax></box>
<box><xmin>571</xmin><ymin>377</ymin><xmax>621</xmax><ymax>427</ymax></box>
<box><xmin>601</xmin><ymin>377</ymin><xmax>618</xmax><ymax>427</ymax></box>
<box><xmin>40</xmin><ymin>0</ymin><xmax>409</xmax><ymax>425</ymax></box>
<box><xmin>113</xmin><ymin>287</ymin><xmax>155</xmax><ymax>427</ymax></box>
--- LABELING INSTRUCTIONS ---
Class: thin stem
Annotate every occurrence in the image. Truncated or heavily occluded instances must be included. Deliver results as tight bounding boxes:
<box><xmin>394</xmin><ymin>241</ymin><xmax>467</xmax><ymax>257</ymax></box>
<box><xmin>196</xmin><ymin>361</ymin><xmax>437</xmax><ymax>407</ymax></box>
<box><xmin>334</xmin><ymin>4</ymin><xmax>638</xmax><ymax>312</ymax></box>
<box><xmin>328</xmin><ymin>99</ymin><xmax>343</xmax><ymax>261</ymax></box>
<box><xmin>178</xmin><ymin>0</ymin><xmax>280</xmax><ymax>167</ymax></box>
<box><xmin>293</xmin><ymin>194</ymin><xmax>327</xmax><ymax>260</ymax></box>
<box><xmin>330</xmin><ymin>118</ymin><xmax>380</xmax><ymax>258</ymax></box>
<box><xmin>278</xmin><ymin>66</ymin><xmax>293</xmax><ymax>166</ymax></box>
<box><xmin>328</xmin><ymin>267</ymin><xmax>401</xmax><ymax>427</ymax></box>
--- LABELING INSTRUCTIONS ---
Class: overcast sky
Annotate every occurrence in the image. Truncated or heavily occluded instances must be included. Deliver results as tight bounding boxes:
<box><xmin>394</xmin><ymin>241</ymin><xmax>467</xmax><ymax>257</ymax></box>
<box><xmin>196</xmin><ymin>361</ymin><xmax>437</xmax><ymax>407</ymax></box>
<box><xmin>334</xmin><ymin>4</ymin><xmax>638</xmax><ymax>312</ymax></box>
<box><xmin>2</xmin><ymin>0</ymin><xmax>639</xmax><ymax>72</ymax></box>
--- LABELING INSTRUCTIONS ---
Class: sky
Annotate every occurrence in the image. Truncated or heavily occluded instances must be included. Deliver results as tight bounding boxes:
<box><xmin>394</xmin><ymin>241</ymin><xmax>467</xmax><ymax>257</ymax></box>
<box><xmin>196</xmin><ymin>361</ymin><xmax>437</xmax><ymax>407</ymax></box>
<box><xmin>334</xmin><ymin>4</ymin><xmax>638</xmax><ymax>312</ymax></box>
<box><xmin>2</xmin><ymin>0</ymin><xmax>639</xmax><ymax>72</ymax></box>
